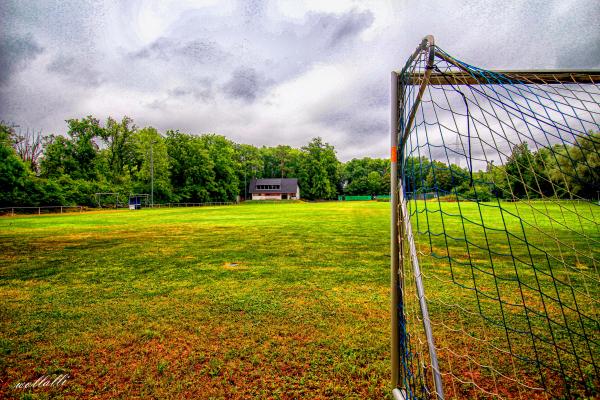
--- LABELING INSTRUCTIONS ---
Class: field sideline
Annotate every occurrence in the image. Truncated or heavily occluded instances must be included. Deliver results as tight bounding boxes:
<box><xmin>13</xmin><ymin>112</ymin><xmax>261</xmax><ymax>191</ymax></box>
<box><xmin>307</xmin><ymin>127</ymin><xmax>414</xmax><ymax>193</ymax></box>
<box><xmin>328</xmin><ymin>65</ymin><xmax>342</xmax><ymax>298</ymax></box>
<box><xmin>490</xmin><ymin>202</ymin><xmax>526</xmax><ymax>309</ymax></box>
<box><xmin>0</xmin><ymin>202</ymin><xmax>391</xmax><ymax>399</ymax></box>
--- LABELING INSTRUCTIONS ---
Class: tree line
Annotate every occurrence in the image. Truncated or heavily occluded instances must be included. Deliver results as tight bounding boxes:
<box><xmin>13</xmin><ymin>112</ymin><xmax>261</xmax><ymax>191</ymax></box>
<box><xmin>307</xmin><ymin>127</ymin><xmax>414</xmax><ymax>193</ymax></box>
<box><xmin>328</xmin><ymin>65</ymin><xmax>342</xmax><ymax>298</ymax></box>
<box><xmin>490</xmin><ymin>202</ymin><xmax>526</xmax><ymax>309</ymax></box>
<box><xmin>0</xmin><ymin>116</ymin><xmax>390</xmax><ymax>207</ymax></box>
<box><xmin>1</xmin><ymin>116</ymin><xmax>597</xmax><ymax>207</ymax></box>
<box><xmin>404</xmin><ymin>133</ymin><xmax>599</xmax><ymax>202</ymax></box>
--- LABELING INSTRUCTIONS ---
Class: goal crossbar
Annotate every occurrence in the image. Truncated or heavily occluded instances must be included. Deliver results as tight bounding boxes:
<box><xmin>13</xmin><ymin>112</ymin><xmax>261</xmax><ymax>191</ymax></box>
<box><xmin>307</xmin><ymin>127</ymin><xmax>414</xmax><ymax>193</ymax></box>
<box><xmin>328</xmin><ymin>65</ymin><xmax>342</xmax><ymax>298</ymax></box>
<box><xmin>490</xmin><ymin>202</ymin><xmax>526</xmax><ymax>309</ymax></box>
<box><xmin>397</xmin><ymin>38</ymin><xmax>600</xmax><ymax>85</ymax></box>
<box><xmin>404</xmin><ymin>69</ymin><xmax>600</xmax><ymax>86</ymax></box>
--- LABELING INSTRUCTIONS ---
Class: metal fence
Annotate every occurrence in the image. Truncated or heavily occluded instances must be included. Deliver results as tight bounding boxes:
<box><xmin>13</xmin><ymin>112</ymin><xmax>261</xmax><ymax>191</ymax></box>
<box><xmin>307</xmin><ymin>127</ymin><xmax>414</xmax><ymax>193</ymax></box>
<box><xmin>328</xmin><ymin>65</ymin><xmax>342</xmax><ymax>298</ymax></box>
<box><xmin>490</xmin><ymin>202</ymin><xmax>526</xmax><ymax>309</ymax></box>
<box><xmin>338</xmin><ymin>195</ymin><xmax>391</xmax><ymax>201</ymax></box>
<box><xmin>0</xmin><ymin>202</ymin><xmax>237</xmax><ymax>216</ymax></box>
<box><xmin>0</xmin><ymin>206</ymin><xmax>84</xmax><ymax>216</ymax></box>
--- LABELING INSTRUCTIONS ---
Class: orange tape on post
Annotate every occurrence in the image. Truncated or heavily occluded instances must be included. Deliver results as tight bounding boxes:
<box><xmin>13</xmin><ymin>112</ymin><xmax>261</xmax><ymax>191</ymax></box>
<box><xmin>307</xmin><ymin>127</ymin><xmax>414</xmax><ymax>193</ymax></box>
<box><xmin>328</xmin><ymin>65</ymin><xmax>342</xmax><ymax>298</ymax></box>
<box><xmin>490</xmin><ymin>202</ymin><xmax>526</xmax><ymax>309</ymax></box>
<box><xmin>391</xmin><ymin>146</ymin><xmax>397</xmax><ymax>162</ymax></box>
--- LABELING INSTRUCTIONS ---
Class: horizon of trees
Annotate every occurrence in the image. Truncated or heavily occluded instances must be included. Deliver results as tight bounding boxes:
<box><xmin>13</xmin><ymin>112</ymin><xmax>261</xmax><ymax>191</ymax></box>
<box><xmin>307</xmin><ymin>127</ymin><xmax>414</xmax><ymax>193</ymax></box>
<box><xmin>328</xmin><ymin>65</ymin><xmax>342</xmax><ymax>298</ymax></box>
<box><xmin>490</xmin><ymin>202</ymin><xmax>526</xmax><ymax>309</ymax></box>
<box><xmin>0</xmin><ymin>116</ymin><xmax>387</xmax><ymax>207</ymax></box>
<box><xmin>0</xmin><ymin>117</ymin><xmax>598</xmax><ymax>207</ymax></box>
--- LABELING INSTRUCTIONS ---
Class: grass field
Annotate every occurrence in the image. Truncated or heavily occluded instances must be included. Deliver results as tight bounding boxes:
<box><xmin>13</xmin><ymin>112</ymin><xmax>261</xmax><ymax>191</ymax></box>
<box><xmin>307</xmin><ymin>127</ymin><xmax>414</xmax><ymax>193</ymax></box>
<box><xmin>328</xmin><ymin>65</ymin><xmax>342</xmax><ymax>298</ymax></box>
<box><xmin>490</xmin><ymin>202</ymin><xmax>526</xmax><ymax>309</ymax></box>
<box><xmin>0</xmin><ymin>202</ymin><xmax>391</xmax><ymax>399</ymax></box>
<box><xmin>406</xmin><ymin>200</ymin><xmax>599</xmax><ymax>399</ymax></box>
<box><xmin>0</xmin><ymin>201</ymin><xmax>597</xmax><ymax>399</ymax></box>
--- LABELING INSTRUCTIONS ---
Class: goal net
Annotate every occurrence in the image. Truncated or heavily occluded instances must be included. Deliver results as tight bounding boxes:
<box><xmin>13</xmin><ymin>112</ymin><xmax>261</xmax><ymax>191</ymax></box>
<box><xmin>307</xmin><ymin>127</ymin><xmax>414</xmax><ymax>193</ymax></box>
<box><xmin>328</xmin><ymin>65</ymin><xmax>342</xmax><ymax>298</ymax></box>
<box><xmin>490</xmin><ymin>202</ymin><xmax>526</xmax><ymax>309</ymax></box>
<box><xmin>390</xmin><ymin>36</ymin><xmax>599</xmax><ymax>399</ymax></box>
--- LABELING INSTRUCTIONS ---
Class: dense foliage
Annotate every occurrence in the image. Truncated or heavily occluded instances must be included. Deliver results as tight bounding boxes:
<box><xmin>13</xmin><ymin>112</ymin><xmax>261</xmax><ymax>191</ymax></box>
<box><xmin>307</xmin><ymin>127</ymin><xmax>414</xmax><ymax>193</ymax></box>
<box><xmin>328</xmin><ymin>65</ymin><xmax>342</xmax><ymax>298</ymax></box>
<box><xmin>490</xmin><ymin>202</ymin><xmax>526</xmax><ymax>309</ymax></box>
<box><xmin>0</xmin><ymin>117</ymin><xmax>597</xmax><ymax>206</ymax></box>
<box><xmin>0</xmin><ymin>117</ymin><xmax>349</xmax><ymax>206</ymax></box>
<box><xmin>403</xmin><ymin>134</ymin><xmax>600</xmax><ymax>201</ymax></box>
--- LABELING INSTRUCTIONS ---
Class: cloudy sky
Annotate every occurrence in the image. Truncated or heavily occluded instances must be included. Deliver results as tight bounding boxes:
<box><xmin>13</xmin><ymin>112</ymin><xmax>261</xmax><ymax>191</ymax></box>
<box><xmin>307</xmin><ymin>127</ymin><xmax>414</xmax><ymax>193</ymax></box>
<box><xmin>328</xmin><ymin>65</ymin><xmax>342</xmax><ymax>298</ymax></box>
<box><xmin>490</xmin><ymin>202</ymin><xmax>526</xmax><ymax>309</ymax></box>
<box><xmin>1</xmin><ymin>0</ymin><xmax>599</xmax><ymax>160</ymax></box>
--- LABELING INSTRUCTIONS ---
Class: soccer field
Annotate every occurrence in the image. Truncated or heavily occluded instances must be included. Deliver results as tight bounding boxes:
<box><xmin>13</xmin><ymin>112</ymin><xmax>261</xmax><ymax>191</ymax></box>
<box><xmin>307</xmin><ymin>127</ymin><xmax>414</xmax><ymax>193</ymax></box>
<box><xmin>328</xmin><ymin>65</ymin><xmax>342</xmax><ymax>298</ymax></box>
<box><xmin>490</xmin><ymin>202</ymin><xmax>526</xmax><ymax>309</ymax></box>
<box><xmin>0</xmin><ymin>202</ymin><xmax>391</xmax><ymax>399</ymax></box>
<box><xmin>0</xmin><ymin>201</ymin><xmax>597</xmax><ymax>399</ymax></box>
<box><xmin>402</xmin><ymin>200</ymin><xmax>599</xmax><ymax>398</ymax></box>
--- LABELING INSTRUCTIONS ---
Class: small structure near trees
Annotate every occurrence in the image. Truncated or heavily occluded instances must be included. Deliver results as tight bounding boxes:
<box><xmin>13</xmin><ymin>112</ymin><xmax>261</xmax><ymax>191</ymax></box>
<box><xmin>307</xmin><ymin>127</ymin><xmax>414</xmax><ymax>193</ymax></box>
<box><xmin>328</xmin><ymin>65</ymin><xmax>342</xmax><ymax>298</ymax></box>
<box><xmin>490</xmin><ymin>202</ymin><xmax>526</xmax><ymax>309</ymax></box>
<box><xmin>128</xmin><ymin>194</ymin><xmax>149</xmax><ymax>210</ymax></box>
<box><xmin>248</xmin><ymin>178</ymin><xmax>299</xmax><ymax>200</ymax></box>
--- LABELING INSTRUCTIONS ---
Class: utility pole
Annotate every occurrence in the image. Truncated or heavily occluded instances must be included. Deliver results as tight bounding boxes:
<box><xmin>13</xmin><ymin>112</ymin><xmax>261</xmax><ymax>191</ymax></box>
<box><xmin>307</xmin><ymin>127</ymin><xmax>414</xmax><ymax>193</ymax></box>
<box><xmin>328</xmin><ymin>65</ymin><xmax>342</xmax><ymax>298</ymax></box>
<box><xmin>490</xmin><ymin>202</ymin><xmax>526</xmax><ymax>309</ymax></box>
<box><xmin>242</xmin><ymin>155</ymin><xmax>247</xmax><ymax>201</ymax></box>
<box><xmin>150</xmin><ymin>140</ymin><xmax>157</xmax><ymax>207</ymax></box>
<box><xmin>454</xmin><ymin>134</ymin><xmax>461</xmax><ymax>167</ymax></box>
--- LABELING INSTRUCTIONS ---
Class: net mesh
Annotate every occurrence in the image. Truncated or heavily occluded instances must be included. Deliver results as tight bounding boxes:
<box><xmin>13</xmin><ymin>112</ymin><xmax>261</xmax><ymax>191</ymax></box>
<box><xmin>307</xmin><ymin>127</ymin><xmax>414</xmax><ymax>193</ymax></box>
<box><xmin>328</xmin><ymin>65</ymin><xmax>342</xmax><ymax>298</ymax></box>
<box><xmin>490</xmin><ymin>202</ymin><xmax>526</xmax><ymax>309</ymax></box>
<box><xmin>395</xmin><ymin>41</ymin><xmax>599</xmax><ymax>399</ymax></box>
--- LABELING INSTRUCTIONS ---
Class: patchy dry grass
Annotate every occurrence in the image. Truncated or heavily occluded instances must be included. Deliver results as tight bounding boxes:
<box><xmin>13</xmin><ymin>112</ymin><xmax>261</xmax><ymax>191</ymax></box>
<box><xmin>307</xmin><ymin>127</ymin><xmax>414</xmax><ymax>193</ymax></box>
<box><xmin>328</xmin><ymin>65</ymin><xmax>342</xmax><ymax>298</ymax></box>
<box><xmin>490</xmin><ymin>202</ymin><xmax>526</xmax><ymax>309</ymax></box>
<box><xmin>0</xmin><ymin>202</ymin><xmax>391</xmax><ymax>399</ymax></box>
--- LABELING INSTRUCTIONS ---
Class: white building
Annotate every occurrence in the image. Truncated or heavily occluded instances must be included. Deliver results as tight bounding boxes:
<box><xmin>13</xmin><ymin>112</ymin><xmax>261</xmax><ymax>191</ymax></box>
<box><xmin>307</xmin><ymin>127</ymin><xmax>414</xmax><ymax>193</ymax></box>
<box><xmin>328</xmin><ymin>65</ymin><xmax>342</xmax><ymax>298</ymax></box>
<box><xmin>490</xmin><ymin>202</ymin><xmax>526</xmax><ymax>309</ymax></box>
<box><xmin>248</xmin><ymin>178</ymin><xmax>300</xmax><ymax>200</ymax></box>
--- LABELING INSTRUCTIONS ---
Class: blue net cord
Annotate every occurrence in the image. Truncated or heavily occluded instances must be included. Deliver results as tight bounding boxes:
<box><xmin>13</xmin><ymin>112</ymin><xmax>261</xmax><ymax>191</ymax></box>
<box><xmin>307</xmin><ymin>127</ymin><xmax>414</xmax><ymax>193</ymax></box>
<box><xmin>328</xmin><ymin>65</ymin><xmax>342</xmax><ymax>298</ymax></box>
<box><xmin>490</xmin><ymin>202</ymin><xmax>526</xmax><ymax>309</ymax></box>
<box><xmin>395</xmin><ymin>43</ymin><xmax>599</xmax><ymax>399</ymax></box>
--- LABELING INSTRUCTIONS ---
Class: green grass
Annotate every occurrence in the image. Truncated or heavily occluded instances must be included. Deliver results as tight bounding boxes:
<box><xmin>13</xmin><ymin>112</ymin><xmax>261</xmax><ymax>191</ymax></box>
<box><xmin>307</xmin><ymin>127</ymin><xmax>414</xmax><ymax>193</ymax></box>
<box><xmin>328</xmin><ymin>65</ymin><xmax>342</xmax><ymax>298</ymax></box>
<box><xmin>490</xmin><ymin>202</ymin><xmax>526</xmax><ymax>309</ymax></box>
<box><xmin>0</xmin><ymin>202</ymin><xmax>391</xmax><ymax>399</ymax></box>
<box><xmin>0</xmin><ymin>201</ymin><xmax>597</xmax><ymax>399</ymax></box>
<box><xmin>405</xmin><ymin>200</ymin><xmax>599</xmax><ymax>398</ymax></box>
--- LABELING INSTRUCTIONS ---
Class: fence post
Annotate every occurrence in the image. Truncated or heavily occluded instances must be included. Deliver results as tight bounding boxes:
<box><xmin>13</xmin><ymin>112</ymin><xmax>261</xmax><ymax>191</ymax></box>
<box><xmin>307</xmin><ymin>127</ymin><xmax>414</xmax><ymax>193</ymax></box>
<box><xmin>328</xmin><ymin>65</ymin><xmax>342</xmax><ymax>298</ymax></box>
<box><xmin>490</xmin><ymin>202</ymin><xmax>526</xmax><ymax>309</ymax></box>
<box><xmin>38</xmin><ymin>207</ymin><xmax>41</xmax><ymax>215</ymax></box>
<box><xmin>61</xmin><ymin>206</ymin><xmax>63</xmax><ymax>214</ymax></box>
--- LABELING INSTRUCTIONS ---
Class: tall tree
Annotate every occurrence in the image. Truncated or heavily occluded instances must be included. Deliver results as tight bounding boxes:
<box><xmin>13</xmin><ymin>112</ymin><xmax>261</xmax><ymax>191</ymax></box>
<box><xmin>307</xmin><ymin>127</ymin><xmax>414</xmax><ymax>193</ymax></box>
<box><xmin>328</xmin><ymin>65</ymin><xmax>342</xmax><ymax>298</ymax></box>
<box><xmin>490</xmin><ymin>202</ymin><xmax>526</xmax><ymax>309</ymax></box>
<box><xmin>165</xmin><ymin>130</ymin><xmax>215</xmax><ymax>202</ymax></box>
<box><xmin>200</xmin><ymin>134</ymin><xmax>239</xmax><ymax>201</ymax></box>
<box><xmin>13</xmin><ymin>127</ymin><xmax>43</xmax><ymax>173</ymax></box>
<box><xmin>299</xmin><ymin>137</ymin><xmax>340</xmax><ymax>200</ymax></box>
<box><xmin>402</xmin><ymin>156</ymin><xmax>431</xmax><ymax>193</ymax></box>
<box><xmin>342</xmin><ymin>157</ymin><xmax>390</xmax><ymax>196</ymax></box>
<box><xmin>99</xmin><ymin>116</ymin><xmax>137</xmax><ymax>182</ymax></box>
<box><xmin>133</xmin><ymin>127</ymin><xmax>172</xmax><ymax>202</ymax></box>
<box><xmin>425</xmin><ymin>161</ymin><xmax>469</xmax><ymax>195</ymax></box>
<box><xmin>504</xmin><ymin>143</ymin><xmax>537</xmax><ymax>199</ymax></box>
<box><xmin>40</xmin><ymin>116</ymin><xmax>103</xmax><ymax>181</ymax></box>
<box><xmin>0</xmin><ymin>123</ymin><xmax>29</xmax><ymax>206</ymax></box>
<box><xmin>548</xmin><ymin>132</ymin><xmax>600</xmax><ymax>199</ymax></box>
<box><xmin>235</xmin><ymin>144</ymin><xmax>264</xmax><ymax>199</ymax></box>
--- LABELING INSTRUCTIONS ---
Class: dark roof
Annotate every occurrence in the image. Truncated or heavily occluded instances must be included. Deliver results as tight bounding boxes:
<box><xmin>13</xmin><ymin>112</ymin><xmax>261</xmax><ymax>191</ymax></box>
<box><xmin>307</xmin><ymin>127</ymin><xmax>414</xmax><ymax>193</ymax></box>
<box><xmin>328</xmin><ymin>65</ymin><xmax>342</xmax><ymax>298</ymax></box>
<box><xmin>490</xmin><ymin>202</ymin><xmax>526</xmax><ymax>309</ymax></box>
<box><xmin>248</xmin><ymin>178</ymin><xmax>298</xmax><ymax>194</ymax></box>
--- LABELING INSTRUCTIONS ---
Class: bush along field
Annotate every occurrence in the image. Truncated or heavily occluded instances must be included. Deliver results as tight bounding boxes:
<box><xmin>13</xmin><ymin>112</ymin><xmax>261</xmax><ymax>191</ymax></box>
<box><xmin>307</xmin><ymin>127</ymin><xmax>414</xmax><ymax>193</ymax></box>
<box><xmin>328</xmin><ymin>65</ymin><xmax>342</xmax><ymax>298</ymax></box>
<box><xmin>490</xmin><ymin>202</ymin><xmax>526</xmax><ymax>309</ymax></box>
<box><xmin>0</xmin><ymin>202</ymin><xmax>391</xmax><ymax>399</ymax></box>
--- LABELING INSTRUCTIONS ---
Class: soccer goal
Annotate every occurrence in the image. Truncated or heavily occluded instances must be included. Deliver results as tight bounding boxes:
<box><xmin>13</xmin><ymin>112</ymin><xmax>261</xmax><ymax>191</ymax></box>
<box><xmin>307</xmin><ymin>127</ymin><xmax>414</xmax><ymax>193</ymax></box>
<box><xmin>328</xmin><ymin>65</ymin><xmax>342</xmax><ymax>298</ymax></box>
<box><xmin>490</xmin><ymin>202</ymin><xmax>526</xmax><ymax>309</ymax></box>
<box><xmin>95</xmin><ymin>192</ymin><xmax>121</xmax><ymax>208</ymax></box>
<box><xmin>390</xmin><ymin>36</ymin><xmax>599</xmax><ymax>399</ymax></box>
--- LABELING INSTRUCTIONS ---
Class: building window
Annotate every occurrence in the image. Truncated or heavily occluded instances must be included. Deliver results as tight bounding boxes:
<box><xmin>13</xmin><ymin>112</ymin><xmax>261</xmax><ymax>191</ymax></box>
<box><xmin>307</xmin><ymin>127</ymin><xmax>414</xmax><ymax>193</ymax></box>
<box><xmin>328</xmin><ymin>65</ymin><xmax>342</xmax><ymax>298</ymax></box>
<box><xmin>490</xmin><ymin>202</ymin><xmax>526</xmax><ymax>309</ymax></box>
<box><xmin>256</xmin><ymin>185</ymin><xmax>280</xmax><ymax>190</ymax></box>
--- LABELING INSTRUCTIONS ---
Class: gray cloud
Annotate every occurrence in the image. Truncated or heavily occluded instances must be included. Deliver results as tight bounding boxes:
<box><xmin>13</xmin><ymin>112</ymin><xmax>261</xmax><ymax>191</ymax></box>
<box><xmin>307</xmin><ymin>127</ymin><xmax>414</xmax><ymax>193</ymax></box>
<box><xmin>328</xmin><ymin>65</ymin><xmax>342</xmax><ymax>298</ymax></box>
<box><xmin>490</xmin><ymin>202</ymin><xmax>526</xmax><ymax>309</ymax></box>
<box><xmin>240</xmin><ymin>0</ymin><xmax>267</xmax><ymax>25</ymax></box>
<box><xmin>157</xmin><ymin>7</ymin><xmax>374</xmax><ymax>85</ymax></box>
<box><xmin>223</xmin><ymin>67</ymin><xmax>271</xmax><ymax>102</ymax></box>
<box><xmin>130</xmin><ymin>37</ymin><xmax>170</xmax><ymax>59</ymax></box>
<box><xmin>47</xmin><ymin>55</ymin><xmax>103</xmax><ymax>87</ymax></box>
<box><xmin>1</xmin><ymin>1</ymin><xmax>599</xmax><ymax>161</ymax></box>
<box><xmin>555</xmin><ymin>39</ymin><xmax>600</xmax><ymax>69</ymax></box>
<box><xmin>0</xmin><ymin>34</ymin><xmax>43</xmax><ymax>85</ymax></box>
<box><xmin>320</xmin><ymin>109</ymin><xmax>387</xmax><ymax>140</ymax></box>
<box><xmin>324</xmin><ymin>10</ymin><xmax>374</xmax><ymax>49</ymax></box>
<box><xmin>360</xmin><ymin>81</ymin><xmax>389</xmax><ymax>108</ymax></box>
<box><xmin>130</xmin><ymin>37</ymin><xmax>229</xmax><ymax>64</ymax></box>
<box><xmin>168</xmin><ymin>78</ymin><xmax>214</xmax><ymax>102</ymax></box>
<box><xmin>282</xmin><ymin>10</ymin><xmax>374</xmax><ymax>61</ymax></box>
<box><xmin>169</xmin><ymin>87</ymin><xmax>190</xmax><ymax>97</ymax></box>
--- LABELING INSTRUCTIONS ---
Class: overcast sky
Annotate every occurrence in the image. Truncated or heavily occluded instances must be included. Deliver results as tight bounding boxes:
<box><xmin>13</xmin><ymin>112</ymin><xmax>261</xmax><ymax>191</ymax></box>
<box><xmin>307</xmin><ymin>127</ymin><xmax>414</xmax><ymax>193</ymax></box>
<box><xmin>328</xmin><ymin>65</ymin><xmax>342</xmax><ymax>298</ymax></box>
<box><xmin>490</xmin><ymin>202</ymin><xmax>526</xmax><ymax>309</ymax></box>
<box><xmin>1</xmin><ymin>0</ymin><xmax>598</xmax><ymax>160</ymax></box>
